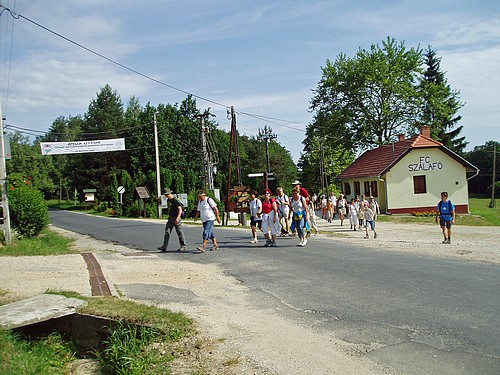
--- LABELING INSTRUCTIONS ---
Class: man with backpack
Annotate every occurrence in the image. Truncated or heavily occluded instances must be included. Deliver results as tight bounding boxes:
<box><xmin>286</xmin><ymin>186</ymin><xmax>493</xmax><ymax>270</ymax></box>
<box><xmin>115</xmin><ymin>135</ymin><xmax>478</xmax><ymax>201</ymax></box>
<box><xmin>158</xmin><ymin>188</ymin><xmax>187</xmax><ymax>252</ymax></box>
<box><xmin>435</xmin><ymin>191</ymin><xmax>456</xmax><ymax>244</ymax></box>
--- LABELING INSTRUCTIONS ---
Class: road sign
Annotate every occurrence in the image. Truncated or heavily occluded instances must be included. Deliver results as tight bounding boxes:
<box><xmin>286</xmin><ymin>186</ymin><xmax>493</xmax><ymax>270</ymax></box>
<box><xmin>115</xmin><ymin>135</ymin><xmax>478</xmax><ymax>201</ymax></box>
<box><xmin>117</xmin><ymin>186</ymin><xmax>125</xmax><ymax>194</ymax></box>
<box><xmin>248</xmin><ymin>173</ymin><xmax>264</xmax><ymax>177</ymax></box>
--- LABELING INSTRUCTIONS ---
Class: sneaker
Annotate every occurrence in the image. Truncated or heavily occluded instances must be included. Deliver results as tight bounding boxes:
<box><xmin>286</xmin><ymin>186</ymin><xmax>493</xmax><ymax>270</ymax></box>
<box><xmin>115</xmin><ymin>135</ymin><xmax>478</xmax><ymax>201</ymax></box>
<box><xmin>250</xmin><ymin>238</ymin><xmax>258</xmax><ymax>244</ymax></box>
<box><xmin>442</xmin><ymin>239</ymin><xmax>448</xmax><ymax>244</ymax></box>
<box><xmin>196</xmin><ymin>246</ymin><xmax>206</xmax><ymax>252</ymax></box>
<box><xmin>374</xmin><ymin>233</ymin><xmax>377</xmax><ymax>239</ymax></box>
<box><xmin>301</xmin><ymin>238</ymin><xmax>308</xmax><ymax>246</ymax></box>
<box><xmin>209</xmin><ymin>245</ymin><xmax>219</xmax><ymax>251</ymax></box>
<box><xmin>158</xmin><ymin>246</ymin><xmax>166</xmax><ymax>252</ymax></box>
<box><xmin>353</xmin><ymin>227</ymin><xmax>356</xmax><ymax>231</ymax></box>
<box><xmin>264</xmin><ymin>240</ymin><xmax>271</xmax><ymax>247</ymax></box>
<box><xmin>297</xmin><ymin>239</ymin><xmax>303</xmax><ymax>246</ymax></box>
<box><xmin>271</xmin><ymin>241</ymin><xmax>277</xmax><ymax>247</ymax></box>
<box><xmin>177</xmin><ymin>245</ymin><xmax>187</xmax><ymax>251</ymax></box>
<box><xmin>364</xmin><ymin>235</ymin><xmax>369</xmax><ymax>239</ymax></box>
<box><xmin>447</xmin><ymin>238</ymin><xmax>451</xmax><ymax>244</ymax></box>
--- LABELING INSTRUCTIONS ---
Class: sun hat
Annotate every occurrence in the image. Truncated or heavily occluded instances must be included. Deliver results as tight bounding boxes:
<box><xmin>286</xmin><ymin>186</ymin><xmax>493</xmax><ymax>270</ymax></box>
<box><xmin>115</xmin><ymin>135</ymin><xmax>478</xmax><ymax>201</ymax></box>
<box><xmin>291</xmin><ymin>180</ymin><xmax>301</xmax><ymax>185</ymax></box>
<box><xmin>163</xmin><ymin>188</ymin><xmax>173</xmax><ymax>195</ymax></box>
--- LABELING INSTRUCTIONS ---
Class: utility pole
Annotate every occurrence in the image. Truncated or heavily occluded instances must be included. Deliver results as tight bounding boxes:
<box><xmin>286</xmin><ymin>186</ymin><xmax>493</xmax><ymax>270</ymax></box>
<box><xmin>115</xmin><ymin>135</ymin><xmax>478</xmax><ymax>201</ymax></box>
<box><xmin>225</xmin><ymin>107</ymin><xmax>244</xmax><ymax>225</ymax></box>
<box><xmin>0</xmin><ymin>107</ymin><xmax>12</xmax><ymax>245</ymax></box>
<box><xmin>490</xmin><ymin>144</ymin><xmax>497</xmax><ymax>208</ymax></box>
<box><xmin>320</xmin><ymin>142</ymin><xmax>329</xmax><ymax>196</ymax></box>
<box><xmin>198</xmin><ymin>110</ymin><xmax>216</xmax><ymax>191</ymax></box>
<box><xmin>154</xmin><ymin>112</ymin><xmax>162</xmax><ymax>218</ymax></box>
<box><xmin>263</xmin><ymin>133</ymin><xmax>271</xmax><ymax>174</ymax></box>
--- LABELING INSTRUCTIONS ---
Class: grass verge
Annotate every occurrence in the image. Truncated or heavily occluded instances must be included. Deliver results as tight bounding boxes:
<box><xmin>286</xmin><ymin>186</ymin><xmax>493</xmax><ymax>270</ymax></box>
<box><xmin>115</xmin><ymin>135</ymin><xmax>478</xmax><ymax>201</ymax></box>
<box><xmin>0</xmin><ymin>227</ymin><xmax>76</xmax><ymax>257</ymax></box>
<box><xmin>0</xmin><ymin>330</ymin><xmax>77</xmax><ymax>375</ymax></box>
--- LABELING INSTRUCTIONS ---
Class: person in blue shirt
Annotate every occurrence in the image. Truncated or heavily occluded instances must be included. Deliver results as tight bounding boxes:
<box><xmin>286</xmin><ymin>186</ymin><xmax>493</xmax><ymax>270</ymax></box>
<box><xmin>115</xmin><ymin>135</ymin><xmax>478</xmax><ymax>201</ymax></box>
<box><xmin>435</xmin><ymin>191</ymin><xmax>456</xmax><ymax>244</ymax></box>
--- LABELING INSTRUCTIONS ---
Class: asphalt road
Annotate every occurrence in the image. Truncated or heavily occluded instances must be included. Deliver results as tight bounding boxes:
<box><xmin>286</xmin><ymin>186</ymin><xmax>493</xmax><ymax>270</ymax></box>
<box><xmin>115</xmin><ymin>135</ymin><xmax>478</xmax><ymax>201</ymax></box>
<box><xmin>50</xmin><ymin>209</ymin><xmax>500</xmax><ymax>375</ymax></box>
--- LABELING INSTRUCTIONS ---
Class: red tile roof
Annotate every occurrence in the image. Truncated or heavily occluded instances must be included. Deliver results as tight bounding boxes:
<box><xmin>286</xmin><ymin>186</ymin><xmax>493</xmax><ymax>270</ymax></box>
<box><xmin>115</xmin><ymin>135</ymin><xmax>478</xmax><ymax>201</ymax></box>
<box><xmin>337</xmin><ymin>134</ymin><xmax>477</xmax><ymax>180</ymax></box>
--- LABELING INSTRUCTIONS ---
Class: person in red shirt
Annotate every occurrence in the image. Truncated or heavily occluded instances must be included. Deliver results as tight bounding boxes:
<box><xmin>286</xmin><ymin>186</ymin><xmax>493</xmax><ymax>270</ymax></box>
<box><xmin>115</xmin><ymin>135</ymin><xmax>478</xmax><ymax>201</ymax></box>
<box><xmin>292</xmin><ymin>180</ymin><xmax>310</xmax><ymax>203</ymax></box>
<box><xmin>261</xmin><ymin>189</ymin><xmax>281</xmax><ymax>247</ymax></box>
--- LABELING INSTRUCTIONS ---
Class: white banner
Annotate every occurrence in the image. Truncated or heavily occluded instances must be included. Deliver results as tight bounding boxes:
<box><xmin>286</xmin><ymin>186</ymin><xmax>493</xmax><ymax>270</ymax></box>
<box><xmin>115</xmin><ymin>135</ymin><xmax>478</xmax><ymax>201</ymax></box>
<box><xmin>40</xmin><ymin>138</ymin><xmax>125</xmax><ymax>155</ymax></box>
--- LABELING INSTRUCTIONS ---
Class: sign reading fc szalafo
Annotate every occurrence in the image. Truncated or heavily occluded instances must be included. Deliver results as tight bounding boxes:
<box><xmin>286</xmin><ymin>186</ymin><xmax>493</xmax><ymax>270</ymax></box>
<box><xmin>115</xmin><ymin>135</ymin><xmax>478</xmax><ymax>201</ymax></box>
<box><xmin>40</xmin><ymin>138</ymin><xmax>125</xmax><ymax>155</ymax></box>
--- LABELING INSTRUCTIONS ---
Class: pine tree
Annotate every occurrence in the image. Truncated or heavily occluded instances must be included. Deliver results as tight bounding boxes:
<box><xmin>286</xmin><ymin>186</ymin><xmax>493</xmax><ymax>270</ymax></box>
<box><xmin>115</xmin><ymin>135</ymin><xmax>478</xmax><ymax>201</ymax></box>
<box><xmin>419</xmin><ymin>46</ymin><xmax>467</xmax><ymax>154</ymax></box>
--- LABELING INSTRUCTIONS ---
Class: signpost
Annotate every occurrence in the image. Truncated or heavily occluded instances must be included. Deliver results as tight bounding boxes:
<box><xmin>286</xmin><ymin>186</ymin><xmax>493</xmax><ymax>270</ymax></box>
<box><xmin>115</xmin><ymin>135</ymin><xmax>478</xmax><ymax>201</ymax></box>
<box><xmin>117</xmin><ymin>186</ymin><xmax>125</xmax><ymax>204</ymax></box>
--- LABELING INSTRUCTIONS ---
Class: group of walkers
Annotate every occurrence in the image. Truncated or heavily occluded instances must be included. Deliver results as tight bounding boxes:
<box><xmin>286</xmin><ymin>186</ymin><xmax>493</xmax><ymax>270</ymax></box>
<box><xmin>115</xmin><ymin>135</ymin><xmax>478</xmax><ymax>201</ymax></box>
<box><xmin>249</xmin><ymin>180</ymin><xmax>314</xmax><ymax>247</ymax></box>
<box><xmin>157</xmin><ymin>184</ymin><xmax>457</xmax><ymax>252</ymax></box>
<box><xmin>313</xmin><ymin>191</ymin><xmax>380</xmax><ymax>239</ymax></box>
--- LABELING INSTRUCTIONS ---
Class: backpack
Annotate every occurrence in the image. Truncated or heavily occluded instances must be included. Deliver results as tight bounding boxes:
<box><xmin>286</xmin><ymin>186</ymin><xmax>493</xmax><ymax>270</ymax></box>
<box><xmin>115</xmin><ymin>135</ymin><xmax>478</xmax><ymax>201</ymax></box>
<box><xmin>438</xmin><ymin>200</ymin><xmax>452</xmax><ymax>214</ymax></box>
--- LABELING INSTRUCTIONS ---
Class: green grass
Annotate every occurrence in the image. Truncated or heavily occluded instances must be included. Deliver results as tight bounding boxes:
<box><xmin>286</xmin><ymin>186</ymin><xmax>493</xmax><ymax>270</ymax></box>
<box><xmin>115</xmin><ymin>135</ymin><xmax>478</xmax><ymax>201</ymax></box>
<box><xmin>377</xmin><ymin>197</ymin><xmax>499</xmax><ymax>226</ymax></box>
<box><xmin>0</xmin><ymin>330</ymin><xmax>77</xmax><ymax>375</ymax></box>
<box><xmin>0</xmin><ymin>227</ymin><xmax>76</xmax><ymax>257</ymax></box>
<box><xmin>469</xmin><ymin>198</ymin><xmax>500</xmax><ymax>225</ymax></box>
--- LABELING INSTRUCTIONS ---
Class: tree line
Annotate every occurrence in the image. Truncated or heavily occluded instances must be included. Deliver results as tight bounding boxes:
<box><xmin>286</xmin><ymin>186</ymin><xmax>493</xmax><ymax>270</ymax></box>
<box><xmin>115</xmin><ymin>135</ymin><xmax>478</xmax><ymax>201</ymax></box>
<box><xmin>6</xmin><ymin>86</ymin><xmax>297</xmax><ymax>216</ymax></box>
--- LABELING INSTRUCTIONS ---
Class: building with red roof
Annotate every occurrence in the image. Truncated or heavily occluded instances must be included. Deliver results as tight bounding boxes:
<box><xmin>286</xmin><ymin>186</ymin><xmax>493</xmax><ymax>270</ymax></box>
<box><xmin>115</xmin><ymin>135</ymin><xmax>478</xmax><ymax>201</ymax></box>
<box><xmin>336</xmin><ymin>126</ymin><xmax>479</xmax><ymax>214</ymax></box>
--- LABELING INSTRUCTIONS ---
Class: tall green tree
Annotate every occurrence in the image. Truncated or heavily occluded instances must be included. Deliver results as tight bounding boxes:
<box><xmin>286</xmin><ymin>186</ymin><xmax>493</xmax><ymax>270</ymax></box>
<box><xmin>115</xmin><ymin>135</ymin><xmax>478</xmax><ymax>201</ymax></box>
<box><xmin>310</xmin><ymin>37</ymin><xmax>423</xmax><ymax>152</ymax></box>
<box><xmin>305</xmin><ymin>37</ymin><xmax>422</xmax><ymax>191</ymax></box>
<box><xmin>417</xmin><ymin>46</ymin><xmax>467</xmax><ymax>154</ymax></box>
<box><xmin>78</xmin><ymin>84</ymin><xmax>127</xmax><ymax>201</ymax></box>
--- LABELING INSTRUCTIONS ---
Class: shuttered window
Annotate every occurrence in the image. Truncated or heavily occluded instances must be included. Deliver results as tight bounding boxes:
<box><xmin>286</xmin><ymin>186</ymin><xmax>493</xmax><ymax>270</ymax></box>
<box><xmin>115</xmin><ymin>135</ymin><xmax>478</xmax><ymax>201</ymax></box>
<box><xmin>413</xmin><ymin>175</ymin><xmax>427</xmax><ymax>194</ymax></box>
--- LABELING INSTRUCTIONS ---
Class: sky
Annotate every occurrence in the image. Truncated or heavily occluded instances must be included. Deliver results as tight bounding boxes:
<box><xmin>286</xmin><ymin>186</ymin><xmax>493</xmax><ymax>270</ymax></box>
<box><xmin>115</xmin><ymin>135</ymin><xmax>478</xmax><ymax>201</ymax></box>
<box><xmin>0</xmin><ymin>0</ymin><xmax>499</xmax><ymax>163</ymax></box>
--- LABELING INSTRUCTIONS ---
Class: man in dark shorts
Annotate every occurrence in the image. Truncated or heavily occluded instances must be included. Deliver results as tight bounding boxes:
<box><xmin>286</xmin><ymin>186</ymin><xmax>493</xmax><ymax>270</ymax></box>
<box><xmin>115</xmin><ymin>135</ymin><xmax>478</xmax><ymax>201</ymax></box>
<box><xmin>435</xmin><ymin>191</ymin><xmax>456</xmax><ymax>244</ymax></box>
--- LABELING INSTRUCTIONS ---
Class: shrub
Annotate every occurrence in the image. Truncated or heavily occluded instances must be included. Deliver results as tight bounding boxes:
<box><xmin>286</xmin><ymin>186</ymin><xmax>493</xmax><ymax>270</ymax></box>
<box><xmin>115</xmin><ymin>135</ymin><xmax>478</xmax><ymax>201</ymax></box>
<box><xmin>8</xmin><ymin>186</ymin><xmax>49</xmax><ymax>238</ymax></box>
<box><xmin>126</xmin><ymin>201</ymin><xmax>143</xmax><ymax>218</ymax></box>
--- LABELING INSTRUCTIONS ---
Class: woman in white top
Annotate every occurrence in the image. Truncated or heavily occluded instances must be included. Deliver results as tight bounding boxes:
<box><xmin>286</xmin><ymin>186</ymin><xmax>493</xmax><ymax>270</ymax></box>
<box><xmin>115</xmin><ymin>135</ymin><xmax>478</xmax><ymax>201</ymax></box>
<box><xmin>249</xmin><ymin>190</ymin><xmax>262</xmax><ymax>243</ymax></box>
<box><xmin>193</xmin><ymin>190</ymin><xmax>221</xmax><ymax>252</ymax></box>
<box><xmin>337</xmin><ymin>193</ymin><xmax>347</xmax><ymax>226</ymax></box>
<box><xmin>290</xmin><ymin>186</ymin><xmax>309</xmax><ymax>246</ymax></box>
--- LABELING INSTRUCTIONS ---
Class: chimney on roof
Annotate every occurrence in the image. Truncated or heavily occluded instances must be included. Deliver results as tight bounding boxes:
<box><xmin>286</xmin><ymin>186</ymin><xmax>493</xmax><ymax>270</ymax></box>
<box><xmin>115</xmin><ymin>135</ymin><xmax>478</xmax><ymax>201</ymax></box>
<box><xmin>420</xmin><ymin>125</ymin><xmax>431</xmax><ymax>138</ymax></box>
<box><xmin>398</xmin><ymin>134</ymin><xmax>405</xmax><ymax>141</ymax></box>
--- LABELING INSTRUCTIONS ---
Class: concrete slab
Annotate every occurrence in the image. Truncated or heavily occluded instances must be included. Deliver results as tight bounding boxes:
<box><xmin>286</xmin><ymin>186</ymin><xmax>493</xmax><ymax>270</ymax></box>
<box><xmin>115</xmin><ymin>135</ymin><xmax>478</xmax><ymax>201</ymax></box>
<box><xmin>0</xmin><ymin>294</ymin><xmax>87</xmax><ymax>329</ymax></box>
